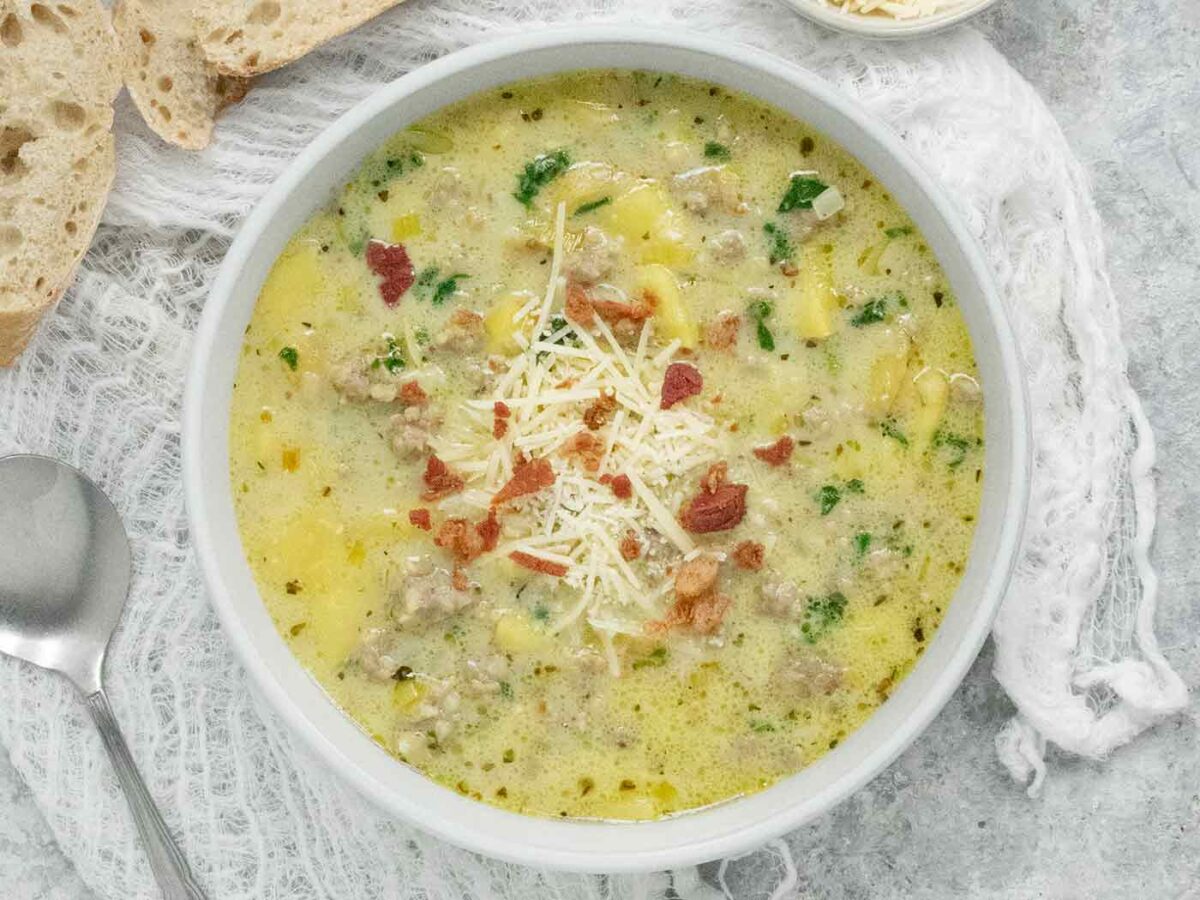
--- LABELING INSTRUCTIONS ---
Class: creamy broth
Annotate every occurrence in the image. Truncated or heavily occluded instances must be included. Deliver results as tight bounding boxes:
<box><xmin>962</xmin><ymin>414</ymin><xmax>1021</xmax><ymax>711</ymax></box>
<box><xmin>229</xmin><ymin>70</ymin><xmax>983</xmax><ymax>820</ymax></box>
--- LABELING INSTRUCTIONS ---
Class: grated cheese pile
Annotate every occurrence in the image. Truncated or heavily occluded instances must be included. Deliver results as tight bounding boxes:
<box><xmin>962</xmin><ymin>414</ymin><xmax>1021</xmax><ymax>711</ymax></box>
<box><xmin>821</xmin><ymin>0</ymin><xmax>965</xmax><ymax>19</ymax></box>
<box><xmin>429</xmin><ymin>204</ymin><xmax>724</xmax><ymax>660</ymax></box>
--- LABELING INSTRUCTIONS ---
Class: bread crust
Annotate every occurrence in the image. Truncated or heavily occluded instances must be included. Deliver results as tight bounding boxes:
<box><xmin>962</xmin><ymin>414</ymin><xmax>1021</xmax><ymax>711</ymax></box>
<box><xmin>0</xmin><ymin>0</ymin><xmax>120</xmax><ymax>366</ymax></box>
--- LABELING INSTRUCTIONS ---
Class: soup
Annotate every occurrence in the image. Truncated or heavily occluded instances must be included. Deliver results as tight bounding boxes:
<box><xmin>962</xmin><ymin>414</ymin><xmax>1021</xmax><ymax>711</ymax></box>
<box><xmin>229</xmin><ymin>70</ymin><xmax>983</xmax><ymax>820</ymax></box>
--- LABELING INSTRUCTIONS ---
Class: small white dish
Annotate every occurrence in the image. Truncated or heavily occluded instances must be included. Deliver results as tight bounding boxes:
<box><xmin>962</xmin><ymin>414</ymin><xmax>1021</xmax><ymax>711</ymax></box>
<box><xmin>184</xmin><ymin>25</ymin><xmax>1029</xmax><ymax>873</ymax></box>
<box><xmin>782</xmin><ymin>0</ymin><xmax>1001</xmax><ymax>38</ymax></box>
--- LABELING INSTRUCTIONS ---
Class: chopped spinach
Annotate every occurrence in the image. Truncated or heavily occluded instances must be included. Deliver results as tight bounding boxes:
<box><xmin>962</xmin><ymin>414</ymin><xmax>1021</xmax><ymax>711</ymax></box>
<box><xmin>499</xmin><ymin>681</ymin><xmax>514</xmax><ymax>699</ymax></box>
<box><xmin>514</xmin><ymin>149</ymin><xmax>571</xmax><ymax>207</ymax></box>
<box><xmin>572</xmin><ymin>196</ymin><xmax>612</xmax><ymax>216</ymax></box>
<box><xmin>933</xmin><ymin>430</ymin><xmax>975</xmax><ymax>469</ymax></box>
<box><xmin>801</xmin><ymin>591</ymin><xmax>847</xmax><ymax>644</ymax></box>
<box><xmin>747</xmin><ymin>300</ymin><xmax>775</xmax><ymax>352</ymax></box>
<box><xmin>704</xmin><ymin>141</ymin><xmax>731</xmax><ymax>161</ymax></box>
<box><xmin>854</xmin><ymin>532</ymin><xmax>872</xmax><ymax>558</ymax></box>
<box><xmin>817</xmin><ymin>484</ymin><xmax>842</xmax><ymax>515</ymax></box>
<box><xmin>851</xmin><ymin>298</ymin><xmax>889</xmax><ymax>327</ymax></box>
<box><xmin>763</xmin><ymin>221</ymin><xmax>793</xmax><ymax>265</ymax></box>
<box><xmin>778</xmin><ymin>175</ymin><xmax>828</xmax><ymax>213</ymax></box>
<box><xmin>278</xmin><ymin>346</ymin><xmax>299</xmax><ymax>371</ymax></box>
<box><xmin>632</xmin><ymin>646</ymin><xmax>669</xmax><ymax>670</ymax></box>
<box><xmin>384</xmin><ymin>150</ymin><xmax>425</xmax><ymax>176</ymax></box>
<box><xmin>845</xmin><ymin>478</ymin><xmax>865</xmax><ymax>495</ymax></box>
<box><xmin>370</xmin><ymin>336</ymin><xmax>405</xmax><ymax>373</ymax></box>
<box><xmin>431</xmin><ymin>273</ymin><xmax>468</xmax><ymax>307</ymax></box>
<box><xmin>412</xmin><ymin>266</ymin><xmax>468</xmax><ymax>306</ymax></box>
<box><xmin>884</xmin><ymin>225</ymin><xmax>913</xmax><ymax>238</ymax></box>
<box><xmin>880</xmin><ymin>418</ymin><xmax>909</xmax><ymax>447</ymax></box>
<box><xmin>536</xmin><ymin>315</ymin><xmax>581</xmax><ymax>361</ymax></box>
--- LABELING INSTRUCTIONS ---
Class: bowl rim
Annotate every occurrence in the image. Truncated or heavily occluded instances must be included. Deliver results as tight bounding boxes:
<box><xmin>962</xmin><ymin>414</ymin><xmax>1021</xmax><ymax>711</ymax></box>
<box><xmin>184</xmin><ymin>25</ymin><xmax>1030</xmax><ymax>873</ymax></box>
<box><xmin>780</xmin><ymin>0</ymin><xmax>1001</xmax><ymax>38</ymax></box>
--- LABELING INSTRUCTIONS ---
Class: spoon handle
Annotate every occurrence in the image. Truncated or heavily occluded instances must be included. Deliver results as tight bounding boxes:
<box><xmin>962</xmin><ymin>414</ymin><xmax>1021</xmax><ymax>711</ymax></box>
<box><xmin>85</xmin><ymin>690</ymin><xmax>209</xmax><ymax>900</ymax></box>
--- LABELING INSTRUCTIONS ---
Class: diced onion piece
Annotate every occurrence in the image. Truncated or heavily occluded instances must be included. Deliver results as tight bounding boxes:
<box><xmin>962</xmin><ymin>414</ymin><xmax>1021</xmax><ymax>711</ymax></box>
<box><xmin>812</xmin><ymin>186</ymin><xmax>845</xmax><ymax>220</ymax></box>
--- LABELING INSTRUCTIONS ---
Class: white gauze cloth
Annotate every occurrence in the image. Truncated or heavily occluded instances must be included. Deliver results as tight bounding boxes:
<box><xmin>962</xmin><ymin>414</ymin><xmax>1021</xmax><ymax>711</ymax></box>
<box><xmin>0</xmin><ymin>2</ymin><xmax>1188</xmax><ymax>897</ymax></box>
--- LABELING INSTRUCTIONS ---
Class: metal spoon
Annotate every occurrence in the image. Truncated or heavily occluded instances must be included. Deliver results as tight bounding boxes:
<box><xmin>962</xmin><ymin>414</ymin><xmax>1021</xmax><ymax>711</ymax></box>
<box><xmin>0</xmin><ymin>454</ymin><xmax>207</xmax><ymax>899</ymax></box>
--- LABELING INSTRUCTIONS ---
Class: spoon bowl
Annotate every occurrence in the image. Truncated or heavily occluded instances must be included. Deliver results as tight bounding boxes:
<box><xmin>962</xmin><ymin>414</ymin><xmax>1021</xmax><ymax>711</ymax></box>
<box><xmin>0</xmin><ymin>454</ymin><xmax>130</xmax><ymax>692</ymax></box>
<box><xmin>0</xmin><ymin>454</ymin><xmax>207</xmax><ymax>899</ymax></box>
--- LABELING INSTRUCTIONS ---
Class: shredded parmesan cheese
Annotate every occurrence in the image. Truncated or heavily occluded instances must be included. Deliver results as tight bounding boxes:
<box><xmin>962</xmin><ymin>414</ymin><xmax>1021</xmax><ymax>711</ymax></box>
<box><xmin>820</xmin><ymin>0</ymin><xmax>966</xmax><ymax>19</ymax></box>
<box><xmin>428</xmin><ymin>210</ymin><xmax>724</xmax><ymax>643</ymax></box>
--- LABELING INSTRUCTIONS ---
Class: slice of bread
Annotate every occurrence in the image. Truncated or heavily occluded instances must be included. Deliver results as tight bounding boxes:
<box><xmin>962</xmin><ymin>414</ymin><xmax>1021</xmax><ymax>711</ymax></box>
<box><xmin>114</xmin><ymin>0</ymin><xmax>249</xmax><ymax>150</ymax></box>
<box><xmin>194</xmin><ymin>0</ymin><xmax>406</xmax><ymax>77</ymax></box>
<box><xmin>0</xmin><ymin>0</ymin><xmax>121</xmax><ymax>366</ymax></box>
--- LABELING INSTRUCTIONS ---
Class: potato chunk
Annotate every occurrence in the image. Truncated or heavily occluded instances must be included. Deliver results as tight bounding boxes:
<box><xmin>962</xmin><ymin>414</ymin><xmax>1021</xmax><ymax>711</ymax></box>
<box><xmin>793</xmin><ymin>246</ymin><xmax>840</xmax><ymax>341</ymax></box>
<box><xmin>635</xmin><ymin>264</ymin><xmax>698</xmax><ymax>349</ymax></box>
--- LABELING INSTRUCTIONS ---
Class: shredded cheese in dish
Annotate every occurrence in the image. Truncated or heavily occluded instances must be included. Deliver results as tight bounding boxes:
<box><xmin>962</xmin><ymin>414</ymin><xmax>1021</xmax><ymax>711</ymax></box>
<box><xmin>820</xmin><ymin>0</ymin><xmax>967</xmax><ymax>19</ymax></box>
<box><xmin>431</xmin><ymin>206</ymin><xmax>723</xmax><ymax>654</ymax></box>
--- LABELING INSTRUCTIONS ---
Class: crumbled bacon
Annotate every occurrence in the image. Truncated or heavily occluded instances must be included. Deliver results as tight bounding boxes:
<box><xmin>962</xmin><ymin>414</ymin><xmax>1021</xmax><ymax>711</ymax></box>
<box><xmin>609</xmin><ymin>473</ymin><xmax>633</xmax><ymax>500</ymax></box>
<box><xmin>560</xmin><ymin>431</ymin><xmax>604</xmax><ymax>472</ymax></box>
<box><xmin>700</xmin><ymin>461</ymin><xmax>728</xmax><ymax>494</ymax></box>
<box><xmin>565</xmin><ymin>280</ymin><xmax>595</xmax><ymax>327</ymax></box>
<box><xmin>619</xmin><ymin>530</ymin><xmax>641</xmax><ymax>561</ymax></box>
<box><xmin>451</xmin><ymin>567</ymin><xmax>470</xmax><ymax>592</ymax></box>
<box><xmin>476</xmin><ymin>508</ymin><xmax>500</xmax><ymax>552</ymax></box>
<box><xmin>591</xmin><ymin>296</ymin><xmax>654</xmax><ymax>325</ymax></box>
<box><xmin>582</xmin><ymin>391</ymin><xmax>617</xmax><ymax>430</ymax></box>
<box><xmin>408</xmin><ymin>508</ymin><xmax>432</xmax><ymax>531</ymax></box>
<box><xmin>509</xmin><ymin>551</ymin><xmax>569</xmax><ymax>577</ymax></box>
<box><xmin>680</xmin><ymin>482</ymin><xmax>748</xmax><ymax>534</ymax></box>
<box><xmin>733</xmin><ymin>540</ymin><xmax>765</xmax><ymax>571</ymax></box>
<box><xmin>399</xmin><ymin>380</ymin><xmax>428</xmax><ymax>407</ymax></box>
<box><xmin>703</xmin><ymin>312</ymin><xmax>740</xmax><ymax>351</ymax></box>
<box><xmin>492</xmin><ymin>457</ymin><xmax>555</xmax><ymax>506</ymax></box>
<box><xmin>674</xmin><ymin>555</ymin><xmax>720</xmax><ymax>600</ymax></box>
<box><xmin>660</xmin><ymin>362</ymin><xmax>703</xmax><ymax>409</ymax></box>
<box><xmin>653</xmin><ymin>592</ymin><xmax>732</xmax><ymax>634</ymax></box>
<box><xmin>365</xmin><ymin>240</ymin><xmax>415</xmax><ymax>306</ymax></box>
<box><xmin>435</xmin><ymin>518</ymin><xmax>484</xmax><ymax>563</ymax></box>
<box><xmin>421</xmin><ymin>455</ymin><xmax>464</xmax><ymax>501</ymax></box>
<box><xmin>753</xmin><ymin>435</ymin><xmax>795</xmax><ymax>467</ymax></box>
<box><xmin>493</xmin><ymin>401</ymin><xmax>511</xmax><ymax>439</ymax></box>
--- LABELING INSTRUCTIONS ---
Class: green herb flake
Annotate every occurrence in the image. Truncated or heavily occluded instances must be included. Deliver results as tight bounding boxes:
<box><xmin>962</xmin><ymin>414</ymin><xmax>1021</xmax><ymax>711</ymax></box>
<box><xmin>531</xmin><ymin>603</ymin><xmax>551</xmax><ymax>623</ymax></box>
<box><xmin>845</xmin><ymin>478</ymin><xmax>865</xmax><ymax>495</ymax></box>
<box><xmin>881</xmin><ymin>418</ymin><xmax>909</xmax><ymax>447</ymax></box>
<box><xmin>750</xmin><ymin>720</ymin><xmax>777</xmax><ymax>733</ymax></box>
<box><xmin>499</xmin><ymin>681</ymin><xmax>514</xmax><ymax>699</ymax></box>
<box><xmin>763</xmin><ymin>221</ymin><xmax>793</xmax><ymax>265</ymax></box>
<box><xmin>778</xmin><ymin>175</ymin><xmax>828</xmax><ymax>213</ymax></box>
<box><xmin>278</xmin><ymin>346</ymin><xmax>299</xmax><ymax>370</ymax></box>
<box><xmin>884</xmin><ymin>225</ymin><xmax>914</xmax><ymax>238</ymax></box>
<box><xmin>632</xmin><ymin>646</ymin><xmax>669</xmax><ymax>670</ymax></box>
<box><xmin>514</xmin><ymin>149</ymin><xmax>572</xmax><ymax>207</ymax></box>
<box><xmin>854</xmin><ymin>532</ymin><xmax>872</xmax><ymax>558</ymax></box>
<box><xmin>817</xmin><ymin>484</ymin><xmax>841</xmax><ymax>515</ymax></box>
<box><xmin>703</xmin><ymin>141</ymin><xmax>731</xmax><ymax>161</ymax></box>
<box><xmin>801</xmin><ymin>591</ymin><xmax>848</xmax><ymax>644</ymax></box>
<box><xmin>747</xmin><ymin>300</ymin><xmax>775</xmax><ymax>352</ymax></box>
<box><xmin>371</xmin><ymin>336</ymin><xmax>405</xmax><ymax>373</ymax></box>
<box><xmin>851</xmin><ymin>298</ymin><xmax>889</xmax><ymax>327</ymax></box>
<box><xmin>572</xmin><ymin>196</ymin><xmax>612</xmax><ymax>216</ymax></box>
<box><xmin>933</xmin><ymin>430</ymin><xmax>974</xmax><ymax>469</ymax></box>
<box><xmin>431</xmin><ymin>273</ymin><xmax>468</xmax><ymax>307</ymax></box>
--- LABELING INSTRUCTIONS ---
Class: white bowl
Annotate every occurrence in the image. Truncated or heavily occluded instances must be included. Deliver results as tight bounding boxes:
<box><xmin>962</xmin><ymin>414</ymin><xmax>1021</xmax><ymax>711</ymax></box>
<box><xmin>184</xmin><ymin>26</ymin><xmax>1029</xmax><ymax>873</ymax></box>
<box><xmin>782</xmin><ymin>0</ymin><xmax>1000</xmax><ymax>38</ymax></box>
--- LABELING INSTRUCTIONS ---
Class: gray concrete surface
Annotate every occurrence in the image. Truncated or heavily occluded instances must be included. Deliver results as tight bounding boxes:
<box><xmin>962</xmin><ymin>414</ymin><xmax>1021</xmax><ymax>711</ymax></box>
<box><xmin>3</xmin><ymin>0</ymin><xmax>1196</xmax><ymax>896</ymax></box>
